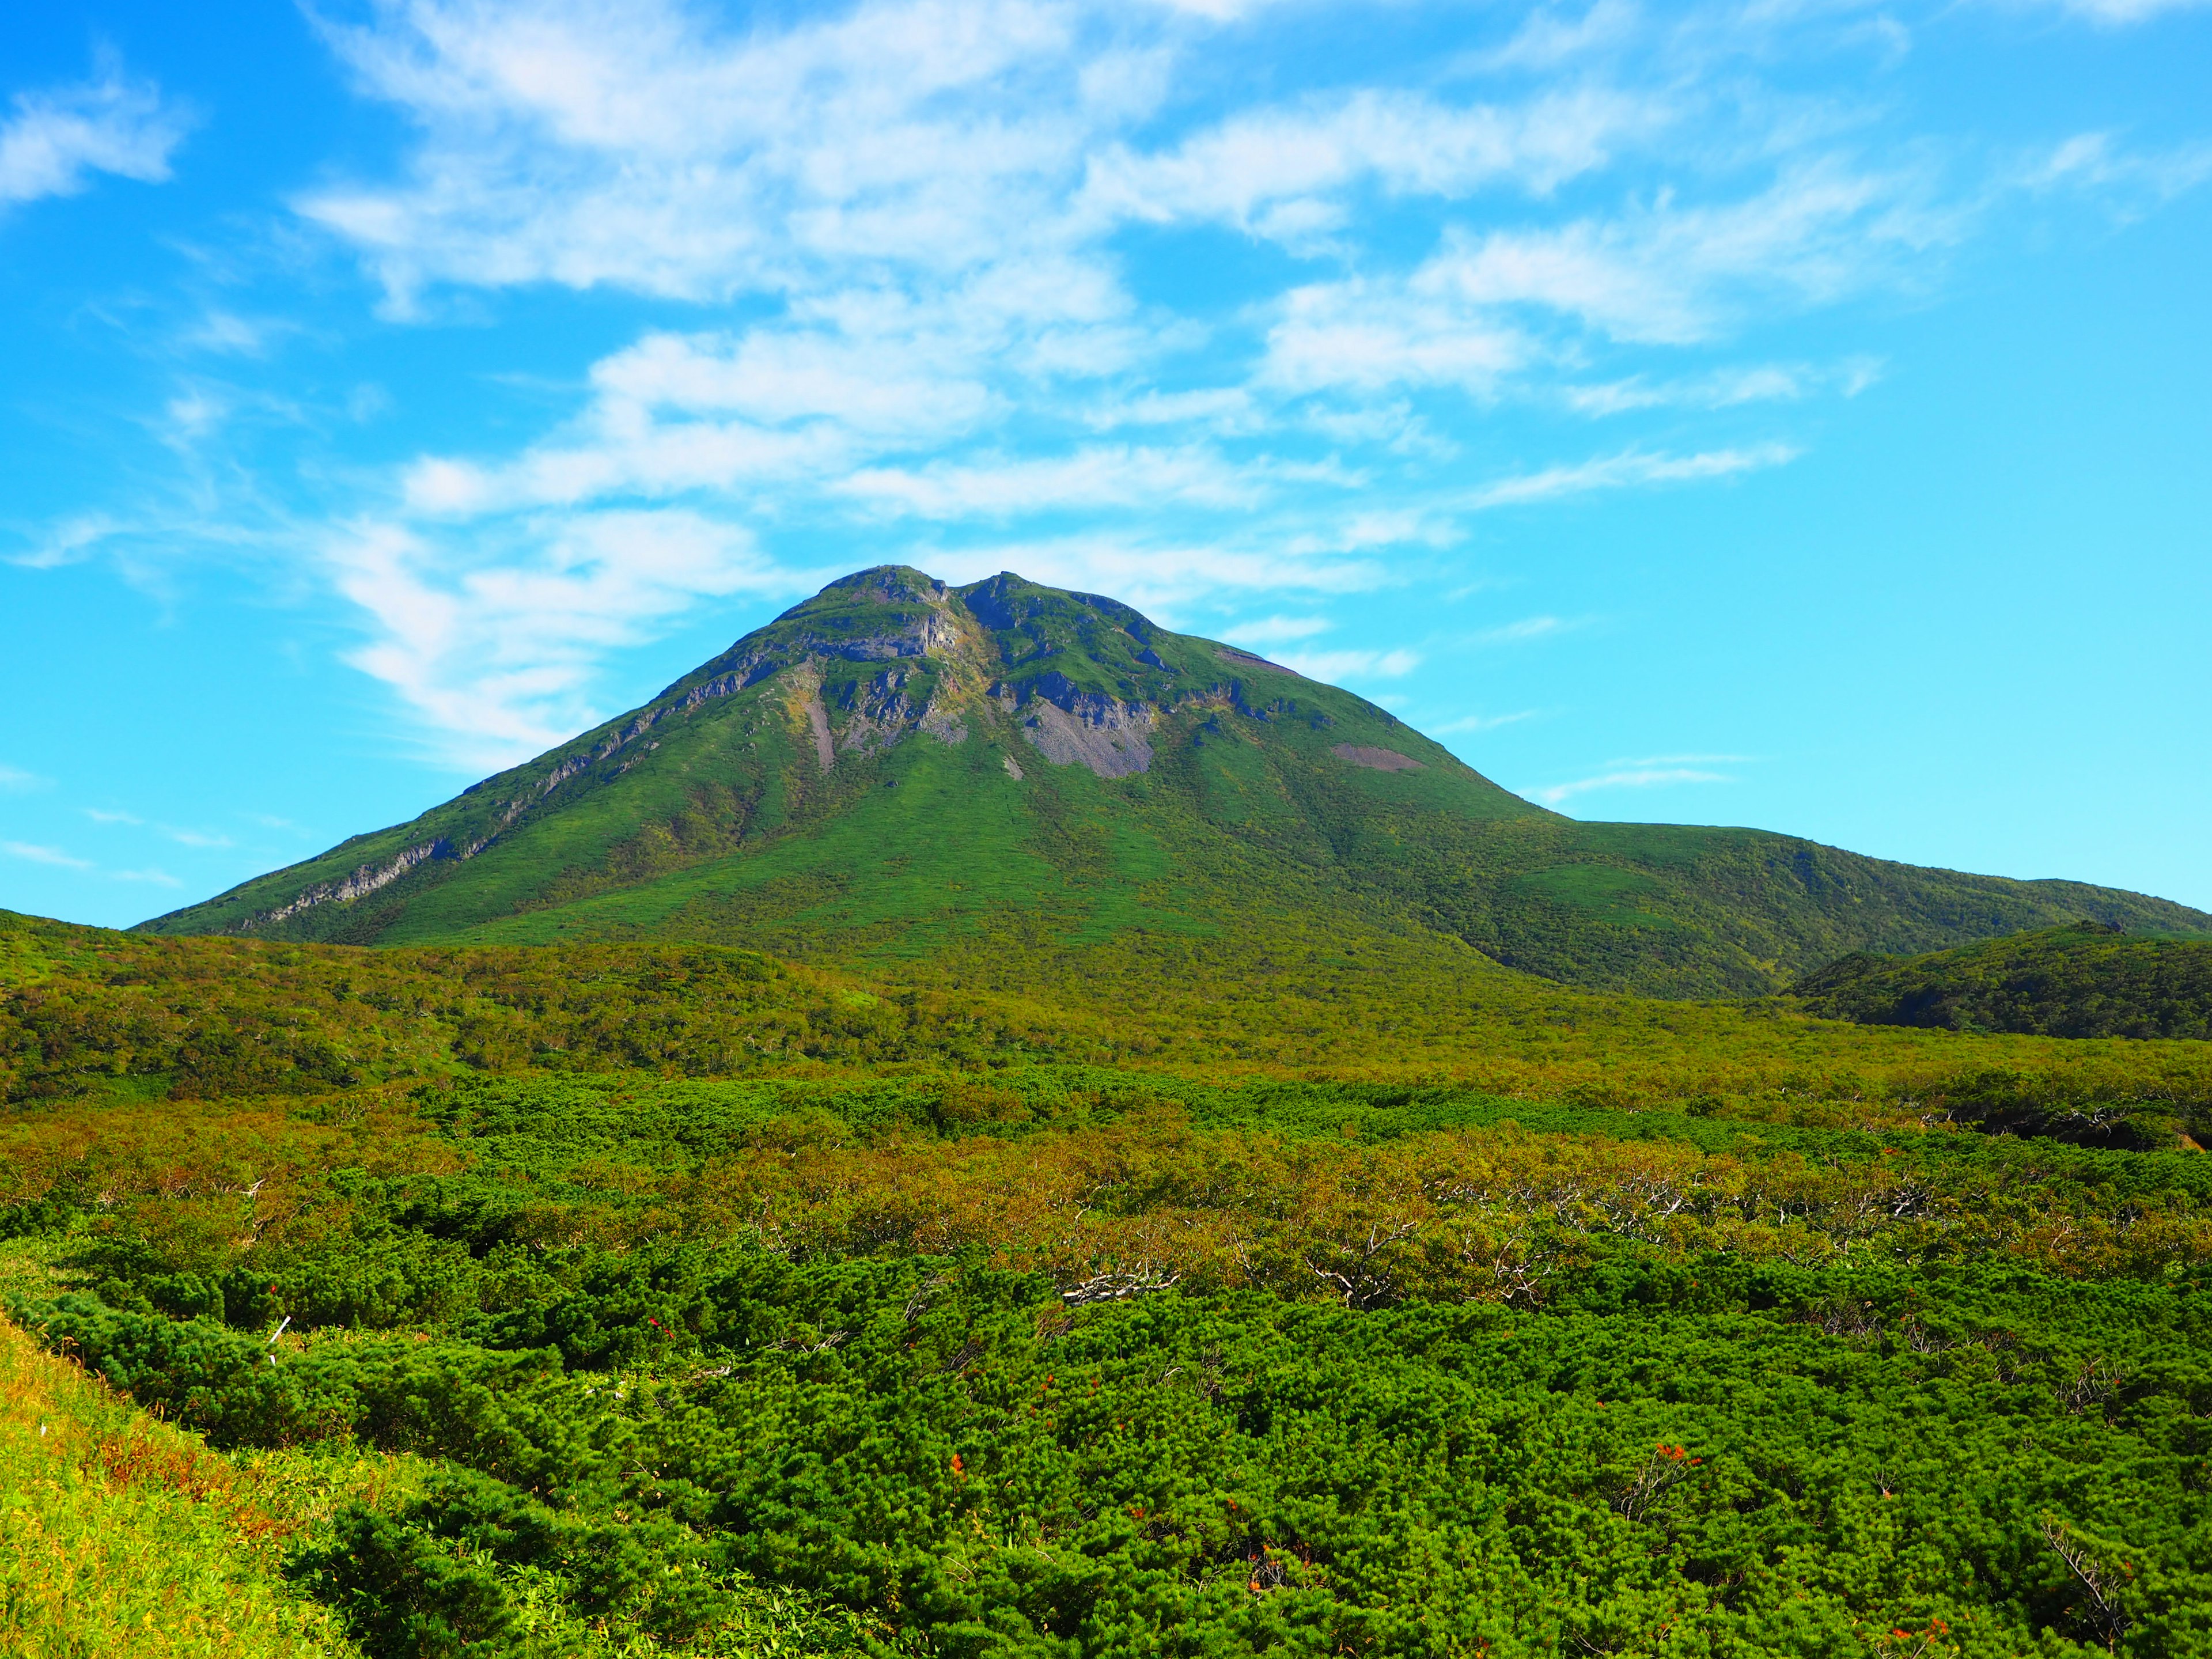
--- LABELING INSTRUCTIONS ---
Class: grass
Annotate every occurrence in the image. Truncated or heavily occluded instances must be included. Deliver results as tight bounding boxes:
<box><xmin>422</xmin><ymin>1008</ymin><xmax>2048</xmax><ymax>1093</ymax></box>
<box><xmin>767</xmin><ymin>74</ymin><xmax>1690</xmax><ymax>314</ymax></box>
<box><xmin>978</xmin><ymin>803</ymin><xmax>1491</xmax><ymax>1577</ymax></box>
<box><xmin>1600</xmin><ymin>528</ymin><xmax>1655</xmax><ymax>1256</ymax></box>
<box><xmin>0</xmin><ymin>1310</ymin><xmax>406</xmax><ymax>1658</ymax></box>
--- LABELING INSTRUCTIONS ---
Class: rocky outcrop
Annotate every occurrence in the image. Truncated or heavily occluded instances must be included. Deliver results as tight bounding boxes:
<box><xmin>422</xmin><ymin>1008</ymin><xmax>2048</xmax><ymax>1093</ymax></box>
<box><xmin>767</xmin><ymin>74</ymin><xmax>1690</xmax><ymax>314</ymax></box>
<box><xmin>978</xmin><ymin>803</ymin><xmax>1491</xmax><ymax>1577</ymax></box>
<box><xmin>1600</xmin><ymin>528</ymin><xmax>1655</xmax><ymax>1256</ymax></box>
<box><xmin>248</xmin><ymin>839</ymin><xmax>454</xmax><ymax>927</ymax></box>
<box><xmin>804</xmin><ymin>696</ymin><xmax>836</xmax><ymax>772</ymax></box>
<box><xmin>1024</xmin><ymin>700</ymin><xmax>1152</xmax><ymax>778</ymax></box>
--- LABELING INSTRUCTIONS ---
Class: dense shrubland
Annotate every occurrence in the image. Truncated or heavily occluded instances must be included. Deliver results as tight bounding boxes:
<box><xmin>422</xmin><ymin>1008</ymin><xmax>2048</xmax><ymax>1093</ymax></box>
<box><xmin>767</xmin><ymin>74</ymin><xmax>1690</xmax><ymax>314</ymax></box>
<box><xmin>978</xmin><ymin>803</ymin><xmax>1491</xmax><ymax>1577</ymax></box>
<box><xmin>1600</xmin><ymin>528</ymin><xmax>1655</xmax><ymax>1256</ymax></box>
<box><xmin>1793</xmin><ymin>923</ymin><xmax>2212</xmax><ymax>1040</ymax></box>
<box><xmin>8</xmin><ymin>1066</ymin><xmax>2212</xmax><ymax>1656</ymax></box>
<box><xmin>9</xmin><ymin>906</ymin><xmax>2212</xmax><ymax>1655</ymax></box>
<box><xmin>10</xmin><ymin>907</ymin><xmax>2212</xmax><ymax>1134</ymax></box>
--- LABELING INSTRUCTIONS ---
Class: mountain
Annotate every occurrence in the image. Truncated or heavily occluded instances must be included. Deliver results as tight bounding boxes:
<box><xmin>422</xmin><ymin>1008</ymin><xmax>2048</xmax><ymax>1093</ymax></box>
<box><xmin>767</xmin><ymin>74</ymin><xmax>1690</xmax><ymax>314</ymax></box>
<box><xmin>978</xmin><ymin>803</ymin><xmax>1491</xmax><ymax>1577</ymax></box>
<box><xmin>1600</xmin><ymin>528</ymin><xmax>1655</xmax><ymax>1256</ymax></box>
<box><xmin>1791</xmin><ymin>922</ymin><xmax>2212</xmax><ymax>1040</ymax></box>
<box><xmin>139</xmin><ymin>566</ymin><xmax>2212</xmax><ymax>997</ymax></box>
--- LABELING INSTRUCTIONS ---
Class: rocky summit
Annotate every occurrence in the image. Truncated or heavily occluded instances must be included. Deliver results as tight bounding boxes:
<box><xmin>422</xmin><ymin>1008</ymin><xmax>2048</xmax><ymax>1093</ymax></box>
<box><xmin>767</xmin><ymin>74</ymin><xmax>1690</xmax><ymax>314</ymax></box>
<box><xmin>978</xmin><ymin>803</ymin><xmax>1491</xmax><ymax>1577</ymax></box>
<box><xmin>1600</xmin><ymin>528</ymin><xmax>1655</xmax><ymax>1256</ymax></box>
<box><xmin>141</xmin><ymin>566</ymin><xmax>2212</xmax><ymax>997</ymax></box>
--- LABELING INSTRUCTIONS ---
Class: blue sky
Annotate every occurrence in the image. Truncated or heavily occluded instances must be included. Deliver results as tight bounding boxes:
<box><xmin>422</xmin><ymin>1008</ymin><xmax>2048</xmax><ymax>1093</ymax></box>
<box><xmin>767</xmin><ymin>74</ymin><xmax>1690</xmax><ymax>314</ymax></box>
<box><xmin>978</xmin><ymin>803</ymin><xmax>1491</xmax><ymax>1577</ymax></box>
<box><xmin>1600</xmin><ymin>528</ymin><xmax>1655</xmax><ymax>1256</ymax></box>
<box><xmin>3</xmin><ymin>0</ymin><xmax>2209</xmax><ymax>929</ymax></box>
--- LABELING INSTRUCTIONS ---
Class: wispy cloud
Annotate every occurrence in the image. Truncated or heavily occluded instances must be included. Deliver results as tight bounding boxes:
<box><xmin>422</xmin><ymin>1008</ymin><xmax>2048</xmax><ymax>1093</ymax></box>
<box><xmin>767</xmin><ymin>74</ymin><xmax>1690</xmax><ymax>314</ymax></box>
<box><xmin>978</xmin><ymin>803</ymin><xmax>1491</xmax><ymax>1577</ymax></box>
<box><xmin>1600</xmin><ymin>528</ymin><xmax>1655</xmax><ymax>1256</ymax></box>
<box><xmin>1465</xmin><ymin>444</ymin><xmax>1800</xmax><ymax>510</ymax></box>
<box><xmin>1565</xmin><ymin>358</ymin><xmax>1883</xmax><ymax>416</ymax></box>
<box><xmin>21</xmin><ymin>0</ymin><xmax>2181</xmax><ymax>770</ymax></box>
<box><xmin>1528</xmin><ymin>753</ymin><xmax>1753</xmax><ymax>805</ymax></box>
<box><xmin>2025</xmin><ymin>130</ymin><xmax>2212</xmax><ymax>212</ymax></box>
<box><xmin>112</xmin><ymin>867</ymin><xmax>183</xmax><ymax>887</ymax></box>
<box><xmin>2</xmin><ymin>840</ymin><xmax>92</xmax><ymax>870</ymax></box>
<box><xmin>0</xmin><ymin>56</ymin><xmax>191</xmax><ymax>210</ymax></box>
<box><xmin>1429</xmin><ymin>709</ymin><xmax>1538</xmax><ymax>734</ymax></box>
<box><xmin>330</xmin><ymin>508</ymin><xmax>801</xmax><ymax>763</ymax></box>
<box><xmin>0</xmin><ymin>764</ymin><xmax>52</xmax><ymax>793</ymax></box>
<box><xmin>2028</xmin><ymin>0</ymin><xmax>2212</xmax><ymax>25</ymax></box>
<box><xmin>841</xmin><ymin>446</ymin><xmax>1264</xmax><ymax>519</ymax></box>
<box><xmin>1221</xmin><ymin>615</ymin><xmax>1334</xmax><ymax>647</ymax></box>
<box><xmin>84</xmin><ymin>807</ymin><xmax>141</xmax><ymax>823</ymax></box>
<box><xmin>1530</xmin><ymin>767</ymin><xmax>1733</xmax><ymax>805</ymax></box>
<box><xmin>1274</xmin><ymin>646</ymin><xmax>1422</xmax><ymax>681</ymax></box>
<box><xmin>1473</xmin><ymin>615</ymin><xmax>1573</xmax><ymax>645</ymax></box>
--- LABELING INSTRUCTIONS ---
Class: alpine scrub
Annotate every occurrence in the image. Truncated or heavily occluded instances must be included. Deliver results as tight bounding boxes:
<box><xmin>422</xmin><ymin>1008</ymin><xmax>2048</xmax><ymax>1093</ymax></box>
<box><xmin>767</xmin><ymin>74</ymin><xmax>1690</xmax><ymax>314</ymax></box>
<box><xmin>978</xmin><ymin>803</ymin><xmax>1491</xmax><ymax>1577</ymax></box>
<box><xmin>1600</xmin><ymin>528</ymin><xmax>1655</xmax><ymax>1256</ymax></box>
<box><xmin>10</xmin><ymin>1065</ymin><xmax>2212</xmax><ymax>1657</ymax></box>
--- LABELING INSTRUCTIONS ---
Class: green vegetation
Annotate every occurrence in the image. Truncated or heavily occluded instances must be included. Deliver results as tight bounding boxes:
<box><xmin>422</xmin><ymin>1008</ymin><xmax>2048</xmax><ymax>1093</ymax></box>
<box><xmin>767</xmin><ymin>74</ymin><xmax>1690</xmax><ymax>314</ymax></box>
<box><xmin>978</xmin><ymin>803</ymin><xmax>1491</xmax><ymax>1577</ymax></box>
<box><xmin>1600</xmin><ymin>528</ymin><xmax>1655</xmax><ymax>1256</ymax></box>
<box><xmin>1794</xmin><ymin>923</ymin><xmax>2212</xmax><ymax>1041</ymax></box>
<box><xmin>9</xmin><ymin>1060</ymin><xmax>2212</xmax><ymax>1656</ymax></box>
<box><xmin>9</xmin><ymin>900</ymin><xmax>2212</xmax><ymax>1653</ymax></box>
<box><xmin>0</xmin><ymin>1308</ymin><xmax>385</xmax><ymax>1658</ymax></box>
<box><xmin>18</xmin><ymin>568</ymin><xmax>2212</xmax><ymax>1652</ymax></box>
<box><xmin>137</xmin><ymin>569</ymin><xmax>2211</xmax><ymax>997</ymax></box>
<box><xmin>14</xmin><ymin>906</ymin><xmax>2212</xmax><ymax>1138</ymax></box>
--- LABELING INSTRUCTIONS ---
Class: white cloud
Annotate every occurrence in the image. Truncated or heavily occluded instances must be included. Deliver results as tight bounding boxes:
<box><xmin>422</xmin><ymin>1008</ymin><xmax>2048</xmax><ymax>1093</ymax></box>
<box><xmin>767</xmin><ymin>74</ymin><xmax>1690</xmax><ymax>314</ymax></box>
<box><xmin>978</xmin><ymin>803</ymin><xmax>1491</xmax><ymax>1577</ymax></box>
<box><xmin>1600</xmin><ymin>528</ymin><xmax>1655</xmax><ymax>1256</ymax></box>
<box><xmin>1081</xmin><ymin>84</ymin><xmax>1671</xmax><ymax>240</ymax></box>
<box><xmin>2025</xmin><ymin>131</ymin><xmax>2212</xmax><ymax>210</ymax></box>
<box><xmin>175</xmin><ymin>0</ymin><xmax>2123</xmax><ymax>762</ymax></box>
<box><xmin>1085</xmin><ymin>387</ymin><xmax>1258</xmax><ymax>433</ymax></box>
<box><xmin>1256</xmin><ymin>161</ymin><xmax>1949</xmax><ymax>400</ymax></box>
<box><xmin>83</xmin><ymin>807</ymin><xmax>141</xmax><ymax>823</ymax></box>
<box><xmin>0</xmin><ymin>764</ymin><xmax>52</xmax><ymax>792</ymax></box>
<box><xmin>2</xmin><ymin>841</ymin><xmax>92</xmax><ymax>870</ymax></box>
<box><xmin>1263</xmin><ymin>277</ymin><xmax>1532</xmax><ymax>395</ymax></box>
<box><xmin>112</xmin><ymin>868</ymin><xmax>183</xmax><ymax>887</ymax></box>
<box><xmin>1471</xmin><ymin>0</ymin><xmax>1643</xmax><ymax>73</ymax></box>
<box><xmin>331</xmin><ymin>507</ymin><xmax>799</xmax><ymax>764</ymax></box>
<box><xmin>927</xmin><ymin>531</ymin><xmax>1388</xmax><ymax>615</ymax></box>
<box><xmin>299</xmin><ymin>0</ymin><xmax>1141</xmax><ymax>308</ymax></box>
<box><xmin>2029</xmin><ymin>0</ymin><xmax>2212</xmax><ymax>21</ymax></box>
<box><xmin>1220</xmin><ymin>614</ymin><xmax>1332</xmax><ymax>646</ymax></box>
<box><xmin>0</xmin><ymin>58</ymin><xmax>190</xmax><ymax>209</ymax></box>
<box><xmin>1430</xmin><ymin>709</ymin><xmax>1537</xmax><ymax>734</ymax></box>
<box><xmin>840</xmin><ymin>446</ymin><xmax>1263</xmax><ymax>518</ymax></box>
<box><xmin>161</xmin><ymin>827</ymin><xmax>234</xmax><ymax>849</ymax></box>
<box><xmin>13</xmin><ymin>513</ymin><xmax>124</xmax><ymax>571</ymax></box>
<box><xmin>1564</xmin><ymin>357</ymin><xmax>1883</xmax><ymax>415</ymax></box>
<box><xmin>1474</xmin><ymin>615</ymin><xmax>1571</xmax><ymax>644</ymax></box>
<box><xmin>1273</xmin><ymin>646</ymin><xmax>1422</xmax><ymax>680</ymax></box>
<box><xmin>1464</xmin><ymin>442</ymin><xmax>1800</xmax><ymax>509</ymax></box>
<box><xmin>1530</xmin><ymin>765</ymin><xmax>1734</xmax><ymax>805</ymax></box>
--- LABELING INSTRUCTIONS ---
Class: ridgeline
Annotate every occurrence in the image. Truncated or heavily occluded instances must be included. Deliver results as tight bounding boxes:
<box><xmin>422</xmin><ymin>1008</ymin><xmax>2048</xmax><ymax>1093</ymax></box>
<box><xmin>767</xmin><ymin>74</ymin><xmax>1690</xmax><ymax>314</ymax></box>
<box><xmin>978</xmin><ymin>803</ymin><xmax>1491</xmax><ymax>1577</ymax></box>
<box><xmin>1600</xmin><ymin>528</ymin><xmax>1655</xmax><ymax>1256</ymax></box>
<box><xmin>139</xmin><ymin>567</ymin><xmax>2210</xmax><ymax>998</ymax></box>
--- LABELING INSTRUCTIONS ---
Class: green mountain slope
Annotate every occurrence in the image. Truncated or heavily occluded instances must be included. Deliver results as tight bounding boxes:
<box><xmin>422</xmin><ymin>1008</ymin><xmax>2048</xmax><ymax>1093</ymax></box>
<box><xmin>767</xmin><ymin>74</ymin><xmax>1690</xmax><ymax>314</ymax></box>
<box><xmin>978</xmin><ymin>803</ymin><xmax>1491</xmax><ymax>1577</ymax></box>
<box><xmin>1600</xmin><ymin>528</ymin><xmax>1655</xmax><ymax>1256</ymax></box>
<box><xmin>1792</xmin><ymin>922</ymin><xmax>2212</xmax><ymax>1039</ymax></box>
<box><xmin>139</xmin><ymin>567</ymin><xmax>2212</xmax><ymax>996</ymax></box>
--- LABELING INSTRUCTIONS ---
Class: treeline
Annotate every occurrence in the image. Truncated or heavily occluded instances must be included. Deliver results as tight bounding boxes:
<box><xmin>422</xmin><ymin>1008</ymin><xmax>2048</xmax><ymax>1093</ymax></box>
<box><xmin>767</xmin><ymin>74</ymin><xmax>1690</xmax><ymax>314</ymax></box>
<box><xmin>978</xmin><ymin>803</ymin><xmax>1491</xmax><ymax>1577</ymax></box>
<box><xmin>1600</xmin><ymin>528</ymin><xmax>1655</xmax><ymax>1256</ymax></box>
<box><xmin>1793</xmin><ymin>922</ymin><xmax>2212</xmax><ymax>1041</ymax></box>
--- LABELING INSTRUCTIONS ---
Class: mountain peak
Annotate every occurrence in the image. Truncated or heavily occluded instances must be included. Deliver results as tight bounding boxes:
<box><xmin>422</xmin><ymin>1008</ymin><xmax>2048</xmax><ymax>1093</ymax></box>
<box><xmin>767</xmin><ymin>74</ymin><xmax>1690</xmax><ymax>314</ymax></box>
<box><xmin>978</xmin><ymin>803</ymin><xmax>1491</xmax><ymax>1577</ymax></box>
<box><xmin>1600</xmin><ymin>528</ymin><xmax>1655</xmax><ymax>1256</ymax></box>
<box><xmin>137</xmin><ymin>565</ymin><xmax>2212</xmax><ymax>995</ymax></box>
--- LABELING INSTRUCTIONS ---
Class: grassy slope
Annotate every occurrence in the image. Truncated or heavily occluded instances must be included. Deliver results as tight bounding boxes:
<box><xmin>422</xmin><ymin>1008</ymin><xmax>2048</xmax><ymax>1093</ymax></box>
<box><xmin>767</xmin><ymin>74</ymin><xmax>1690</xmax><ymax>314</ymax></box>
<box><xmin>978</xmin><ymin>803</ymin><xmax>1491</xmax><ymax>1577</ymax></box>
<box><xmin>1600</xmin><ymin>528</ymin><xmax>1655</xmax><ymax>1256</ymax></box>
<box><xmin>1794</xmin><ymin>922</ymin><xmax>2212</xmax><ymax>1039</ymax></box>
<box><xmin>0</xmin><ymin>1312</ymin><xmax>380</xmax><ymax>1658</ymax></box>
<box><xmin>134</xmin><ymin>569</ymin><xmax>2212</xmax><ymax>998</ymax></box>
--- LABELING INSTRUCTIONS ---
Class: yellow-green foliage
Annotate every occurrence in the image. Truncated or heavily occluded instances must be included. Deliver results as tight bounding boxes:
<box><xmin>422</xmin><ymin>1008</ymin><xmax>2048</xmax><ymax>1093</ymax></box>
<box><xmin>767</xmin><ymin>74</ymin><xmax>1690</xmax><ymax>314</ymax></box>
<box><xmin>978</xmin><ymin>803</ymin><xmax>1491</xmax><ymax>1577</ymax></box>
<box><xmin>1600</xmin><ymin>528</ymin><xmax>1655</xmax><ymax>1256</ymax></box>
<box><xmin>0</xmin><ymin>1313</ymin><xmax>385</xmax><ymax>1658</ymax></box>
<box><xmin>8</xmin><ymin>906</ymin><xmax>2212</xmax><ymax>1131</ymax></box>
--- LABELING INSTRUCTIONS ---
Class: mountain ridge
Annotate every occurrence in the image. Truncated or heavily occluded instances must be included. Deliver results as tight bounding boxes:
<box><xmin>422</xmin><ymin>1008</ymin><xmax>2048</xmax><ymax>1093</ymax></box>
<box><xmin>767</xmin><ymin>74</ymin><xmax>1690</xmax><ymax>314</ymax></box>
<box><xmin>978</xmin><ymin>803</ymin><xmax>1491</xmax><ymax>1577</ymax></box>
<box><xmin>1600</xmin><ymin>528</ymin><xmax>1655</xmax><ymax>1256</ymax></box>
<box><xmin>139</xmin><ymin>566</ymin><xmax>2212</xmax><ymax>996</ymax></box>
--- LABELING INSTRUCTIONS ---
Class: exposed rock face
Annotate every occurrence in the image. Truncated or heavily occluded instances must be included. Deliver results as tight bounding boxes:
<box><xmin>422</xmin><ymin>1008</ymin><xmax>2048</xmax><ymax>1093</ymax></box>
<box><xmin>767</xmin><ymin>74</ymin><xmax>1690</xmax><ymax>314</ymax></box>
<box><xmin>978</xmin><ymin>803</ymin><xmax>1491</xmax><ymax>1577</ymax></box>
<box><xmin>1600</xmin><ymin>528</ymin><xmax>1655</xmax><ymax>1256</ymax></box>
<box><xmin>1333</xmin><ymin>744</ymin><xmax>1425</xmax><ymax>772</ymax></box>
<box><xmin>803</xmin><ymin>696</ymin><xmax>836</xmax><ymax>772</ymax></box>
<box><xmin>252</xmin><ymin>839</ymin><xmax>452</xmax><ymax>927</ymax></box>
<box><xmin>1018</xmin><ymin>690</ymin><xmax>1156</xmax><ymax>778</ymax></box>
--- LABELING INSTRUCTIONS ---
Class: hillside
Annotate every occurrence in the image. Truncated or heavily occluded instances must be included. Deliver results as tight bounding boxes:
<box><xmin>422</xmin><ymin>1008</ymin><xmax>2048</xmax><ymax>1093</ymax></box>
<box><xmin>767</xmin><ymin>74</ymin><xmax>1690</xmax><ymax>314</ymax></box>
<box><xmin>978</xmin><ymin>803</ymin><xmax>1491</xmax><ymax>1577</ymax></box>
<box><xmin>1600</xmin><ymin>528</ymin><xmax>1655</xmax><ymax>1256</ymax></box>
<box><xmin>138</xmin><ymin>567</ymin><xmax>2212</xmax><ymax>997</ymax></box>
<box><xmin>1793</xmin><ymin>922</ymin><xmax>2212</xmax><ymax>1040</ymax></box>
